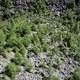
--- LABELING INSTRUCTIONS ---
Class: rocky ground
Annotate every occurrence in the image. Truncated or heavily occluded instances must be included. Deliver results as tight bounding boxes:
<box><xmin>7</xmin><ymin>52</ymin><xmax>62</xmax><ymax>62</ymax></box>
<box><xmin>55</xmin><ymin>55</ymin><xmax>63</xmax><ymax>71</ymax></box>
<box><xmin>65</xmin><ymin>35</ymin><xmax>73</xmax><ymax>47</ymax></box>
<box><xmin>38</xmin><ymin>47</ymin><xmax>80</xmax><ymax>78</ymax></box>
<box><xmin>15</xmin><ymin>52</ymin><xmax>79</xmax><ymax>80</ymax></box>
<box><xmin>0</xmin><ymin>49</ymin><xmax>79</xmax><ymax>80</ymax></box>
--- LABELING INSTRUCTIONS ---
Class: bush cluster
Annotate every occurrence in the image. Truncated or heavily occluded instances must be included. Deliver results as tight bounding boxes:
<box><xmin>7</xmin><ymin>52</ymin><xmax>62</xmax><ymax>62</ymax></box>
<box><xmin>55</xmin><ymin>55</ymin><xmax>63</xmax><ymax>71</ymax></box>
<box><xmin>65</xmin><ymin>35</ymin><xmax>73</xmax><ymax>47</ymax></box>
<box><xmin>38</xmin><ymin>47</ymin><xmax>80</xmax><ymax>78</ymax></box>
<box><xmin>5</xmin><ymin>63</ymin><xmax>19</xmax><ymax>79</ymax></box>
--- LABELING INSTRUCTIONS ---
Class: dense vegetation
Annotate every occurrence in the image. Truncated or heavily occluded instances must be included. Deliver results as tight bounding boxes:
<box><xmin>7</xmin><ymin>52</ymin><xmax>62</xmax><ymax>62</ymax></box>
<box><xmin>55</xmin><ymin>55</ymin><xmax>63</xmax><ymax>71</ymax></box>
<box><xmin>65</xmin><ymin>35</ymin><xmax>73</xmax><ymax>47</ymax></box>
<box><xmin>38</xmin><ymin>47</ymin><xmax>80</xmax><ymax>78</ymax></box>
<box><xmin>0</xmin><ymin>0</ymin><xmax>80</xmax><ymax>80</ymax></box>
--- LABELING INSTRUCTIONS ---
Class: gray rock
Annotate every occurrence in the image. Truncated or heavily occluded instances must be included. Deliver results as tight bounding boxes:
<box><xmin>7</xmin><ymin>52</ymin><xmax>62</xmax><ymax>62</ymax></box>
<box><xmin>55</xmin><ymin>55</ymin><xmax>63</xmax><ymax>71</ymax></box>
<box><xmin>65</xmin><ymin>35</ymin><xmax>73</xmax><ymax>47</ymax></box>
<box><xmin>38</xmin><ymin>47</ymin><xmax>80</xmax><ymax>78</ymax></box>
<box><xmin>16</xmin><ymin>72</ymin><xmax>42</xmax><ymax>80</ymax></box>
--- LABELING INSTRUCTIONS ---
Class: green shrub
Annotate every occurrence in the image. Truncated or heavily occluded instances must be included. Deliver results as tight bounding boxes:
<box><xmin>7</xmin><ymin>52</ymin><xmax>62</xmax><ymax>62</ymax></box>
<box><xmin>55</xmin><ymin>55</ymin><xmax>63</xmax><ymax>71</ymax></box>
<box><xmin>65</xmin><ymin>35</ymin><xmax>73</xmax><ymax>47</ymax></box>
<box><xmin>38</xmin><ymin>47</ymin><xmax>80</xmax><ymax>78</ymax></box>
<box><xmin>69</xmin><ymin>34</ymin><xmax>78</xmax><ymax>49</ymax></box>
<box><xmin>0</xmin><ymin>77</ymin><xmax>5</xmax><ymax>80</ymax></box>
<box><xmin>6</xmin><ymin>33</ymin><xmax>18</xmax><ymax>47</ymax></box>
<box><xmin>51</xmin><ymin>48</ymin><xmax>60</xmax><ymax>55</ymax></box>
<box><xmin>0</xmin><ymin>30</ymin><xmax>6</xmax><ymax>52</ymax></box>
<box><xmin>32</xmin><ymin>34</ymin><xmax>40</xmax><ymax>45</ymax></box>
<box><xmin>21</xmin><ymin>35</ymin><xmax>32</xmax><ymax>47</ymax></box>
<box><xmin>42</xmin><ymin>43</ymin><xmax>49</xmax><ymax>52</ymax></box>
<box><xmin>66</xmin><ymin>68</ymin><xmax>80</xmax><ymax>80</ymax></box>
<box><xmin>0</xmin><ymin>30</ymin><xmax>6</xmax><ymax>46</ymax></box>
<box><xmin>24</xmin><ymin>59</ymin><xmax>33</xmax><ymax>72</ymax></box>
<box><xmin>17</xmin><ymin>8</ymin><xmax>25</xmax><ymax>16</ymax></box>
<box><xmin>67</xmin><ymin>34</ymin><xmax>80</xmax><ymax>60</ymax></box>
<box><xmin>48</xmin><ymin>76</ymin><xmax>59</xmax><ymax>80</ymax></box>
<box><xmin>5</xmin><ymin>63</ymin><xmax>19</xmax><ymax>78</ymax></box>
<box><xmin>43</xmin><ymin>76</ymin><xmax>59</xmax><ymax>80</ymax></box>
<box><xmin>31</xmin><ymin>25</ymin><xmax>38</xmax><ymax>31</ymax></box>
<box><xmin>62</xmin><ymin>31</ymin><xmax>71</xmax><ymax>47</ymax></box>
<box><xmin>5</xmin><ymin>47</ymin><xmax>12</xmax><ymax>53</ymax></box>
<box><xmin>19</xmin><ymin>45</ymin><xmax>26</xmax><ymax>56</ymax></box>
<box><xmin>16</xmin><ymin>24</ymin><xmax>31</xmax><ymax>37</ymax></box>
<box><xmin>14</xmin><ymin>52</ymin><xmax>24</xmax><ymax>65</ymax></box>
<box><xmin>38</xmin><ymin>25</ymin><xmax>45</xmax><ymax>34</ymax></box>
<box><xmin>32</xmin><ymin>47</ymin><xmax>41</xmax><ymax>55</ymax></box>
<box><xmin>71</xmin><ymin>68</ymin><xmax>80</xmax><ymax>80</ymax></box>
<box><xmin>37</xmin><ymin>31</ymin><xmax>44</xmax><ymax>44</ymax></box>
<box><xmin>56</xmin><ymin>9</ymin><xmax>79</xmax><ymax>34</ymax></box>
<box><xmin>29</xmin><ymin>0</ymin><xmax>46</xmax><ymax>14</ymax></box>
<box><xmin>1</xmin><ymin>0</ymin><xmax>12</xmax><ymax>8</ymax></box>
<box><xmin>39</xmin><ymin>59</ymin><xmax>46</xmax><ymax>68</ymax></box>
<box><xmin>52</xmin><ymin>32</ymin><xmax>62</xmax><ymax>41</ymax></box>
<box><xmin>38</xmin><ymin>0</ymin><xmax>46</xmax><ymax>13</ymax></box>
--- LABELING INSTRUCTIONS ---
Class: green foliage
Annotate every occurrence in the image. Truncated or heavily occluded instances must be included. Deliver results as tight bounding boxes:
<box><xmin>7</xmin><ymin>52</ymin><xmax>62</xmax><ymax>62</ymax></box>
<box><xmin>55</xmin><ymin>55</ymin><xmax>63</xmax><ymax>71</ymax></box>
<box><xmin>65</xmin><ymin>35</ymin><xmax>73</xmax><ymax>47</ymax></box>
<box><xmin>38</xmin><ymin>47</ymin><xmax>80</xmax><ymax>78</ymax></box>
<box><xmin>21</xmin><ymin>35</ymin><xmax>32</xmax><ymax>47</ymax></box>
<box><xmin>48</xmin><ymin>76</ymin><xmax>59</xmax><ymax>80</ymax></box>
<box><xmin>16</xmin><ymin>24</ymin><xmax>31</xmax><ymax>37</ymax></box>
<box><xmin>19</xmin><ymin>45</ymin><xmax>26</xmax><ymax>56</ymax></box>
<box><xmin>29</xmin><ymin>0</ymin><xmax>46</xmax><ymax>14</ymax></box>
<box><xmin>66</xmin><ymin>68</ymin><xmax>80</xmax><ymax>80</ymax></box>
<box><xmin>14</xmin><ymin>52</ymin><xmax>24</xmax><ymax>65</ymax></box>
<box><xmin>0</xmin><ymin>30</ymin><xmax>6</xmax><ymax>52</ymax></box>
<box><xmin>24</xmin><ymin>59</ymin><xmax>33</xmax><ymax>72</ymax></box>
<box><xmin>56</xmin><ymin>9</ymin><xmax>80</xmax><ymax>34</ymax></box>
<box><xmin>38</xmin><ymin>24</ymin><xmax>45</xmax><ymax>34</ymax></box>
<box><xmin>32</xmin><ymin>34</ymin><xmax>40</xmax><ymax>45</ymax></box>
<box><xmin>6</xmin><ymin>33</ymin><xmax>18</xmax><ymax>47</ymax></box>
<box><xmin>0</xmin><ymin>77</ymin><xmax>6</xmax><ymax>80</ymax></box>
<box><xmin>43</xmin><ymin>76</ymin><xmax>59</xmax><ymax>80</ymax></box>
<box><xmin>70</xmin><ymin>35</ymin><xmax>78</xmax><ymax>49</ymax></box>
<box><xmin>5</xmin><ymin>63</ymin><xmax>19</xmax><ymax>78</ymax></box>
<box><xmin>51</xmin><ymin>48</ymin><xmax>60</xmax><ymax>55</ymax></box>
<box><xmin>31</xmin><ymin>25</ymin><xmax>38</xmax><ymax>31</ymax></box>
<box><xmin>1</xmin><ymin>0</ymin><xmax>12</xmax><ymax>8</ymax></box>
<box><xmin>37</xmin><ymin>31</ymin><xmax>44</xmax><ymax>44</ymax></box>
<box><xmin>38</xmin><ymin>0</ymin><xmax>46</xmax><ymax>13</ymax></box>
<box><xmin>32</xmin><ymin>47</ymin><xmax>41</xmax><ymax>55</ymax></box>
<box><xmin>17</xmin><ymin>8</ymin><xmax>25</xmax><ymax>16</ymax></box>
<box><xmin>71</xmin><ymin>68</ymin><xmax>80</xmax><ymax>80</ymax></box>
<box><xmin>39</xmin><ymin>59</ymin><xmax>46</xmax><ymax>68</ymax></box>
<box><xmin>52</xmin><ymin>32</ymin><xmax>62</xmax><ymax>41</ymax></box>
<box><xmin>0</xmin><ymin>30</ymin><xmax>6</xmax><ymax>46</ymax></box>
<box><xmin>42</xmin><ymin>43</ymin><xmax>49</xmax><ymax>52</ymax></box>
